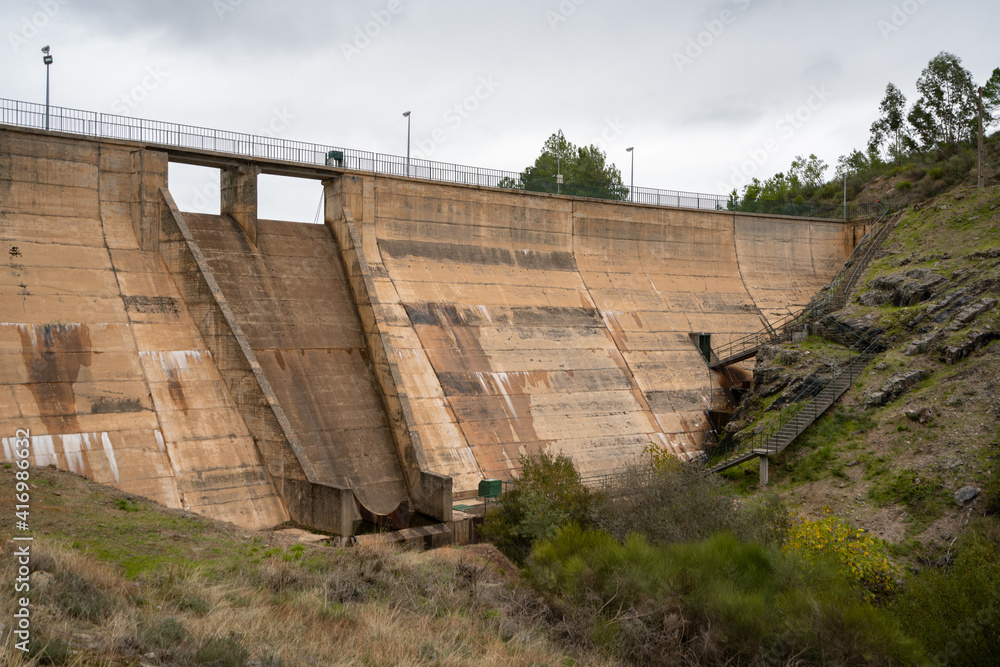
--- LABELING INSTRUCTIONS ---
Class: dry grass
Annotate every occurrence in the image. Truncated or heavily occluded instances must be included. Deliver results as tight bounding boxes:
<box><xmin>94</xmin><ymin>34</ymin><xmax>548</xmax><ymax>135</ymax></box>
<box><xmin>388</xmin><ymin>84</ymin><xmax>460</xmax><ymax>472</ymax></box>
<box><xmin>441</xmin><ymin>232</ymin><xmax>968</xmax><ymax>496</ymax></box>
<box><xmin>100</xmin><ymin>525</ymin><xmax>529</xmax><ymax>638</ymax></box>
<box><xmin>0</xmin><ymin>468</ymin><xmax>614</xmax><ymax>666</ymax></box>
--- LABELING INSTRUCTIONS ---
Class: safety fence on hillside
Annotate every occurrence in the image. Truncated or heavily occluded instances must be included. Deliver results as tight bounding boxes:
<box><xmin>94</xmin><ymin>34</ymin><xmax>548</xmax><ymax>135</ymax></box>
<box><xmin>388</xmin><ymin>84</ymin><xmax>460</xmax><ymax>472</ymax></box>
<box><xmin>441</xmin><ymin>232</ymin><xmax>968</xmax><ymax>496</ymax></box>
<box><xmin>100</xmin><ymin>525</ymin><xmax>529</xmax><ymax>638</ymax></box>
<box><xmin>1</xmin><ymin>97</ymin><xmax>885</xmax><ymax>220</ymax></box>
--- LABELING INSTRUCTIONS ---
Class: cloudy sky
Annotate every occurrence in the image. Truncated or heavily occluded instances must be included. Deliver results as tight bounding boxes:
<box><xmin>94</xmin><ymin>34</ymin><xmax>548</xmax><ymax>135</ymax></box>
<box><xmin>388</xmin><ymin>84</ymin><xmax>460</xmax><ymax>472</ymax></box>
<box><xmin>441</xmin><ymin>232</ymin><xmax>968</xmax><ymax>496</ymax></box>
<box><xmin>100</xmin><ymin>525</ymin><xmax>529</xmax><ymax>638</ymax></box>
<box><xmin>3</xmin><ymin>0</ymin><xmax>998</xmax><ymax>221</ymax></box>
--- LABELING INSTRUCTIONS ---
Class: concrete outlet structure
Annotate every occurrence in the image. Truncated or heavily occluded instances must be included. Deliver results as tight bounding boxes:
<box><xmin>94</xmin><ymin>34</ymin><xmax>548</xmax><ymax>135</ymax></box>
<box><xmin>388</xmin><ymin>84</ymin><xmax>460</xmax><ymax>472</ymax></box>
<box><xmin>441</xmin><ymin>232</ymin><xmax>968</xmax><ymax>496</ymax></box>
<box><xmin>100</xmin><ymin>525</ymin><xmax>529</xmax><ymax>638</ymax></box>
<box><xmin>0</xmin><ymin>124</ymin><xmax>868</xmax><ymax>535</ymax></box>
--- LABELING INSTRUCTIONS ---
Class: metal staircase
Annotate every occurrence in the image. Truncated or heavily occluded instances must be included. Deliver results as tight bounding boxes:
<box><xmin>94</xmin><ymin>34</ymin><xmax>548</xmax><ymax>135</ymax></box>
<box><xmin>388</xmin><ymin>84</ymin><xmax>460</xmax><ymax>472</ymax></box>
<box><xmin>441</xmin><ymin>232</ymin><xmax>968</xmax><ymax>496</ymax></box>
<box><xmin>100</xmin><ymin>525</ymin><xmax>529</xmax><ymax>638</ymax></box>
<box><xmin>707</xmin><ymin>208</ymin><xmax>898</xmax><ymax>371</ymax></box>
<box><xmin>706</xmin><ymin>323</ymin><xmax>881</xmax><ymax>473</ymax></box>
<box><xmin>703</xmin><ymin>208</ymin><xmax>900</xmax><ymax>475</ymax></box>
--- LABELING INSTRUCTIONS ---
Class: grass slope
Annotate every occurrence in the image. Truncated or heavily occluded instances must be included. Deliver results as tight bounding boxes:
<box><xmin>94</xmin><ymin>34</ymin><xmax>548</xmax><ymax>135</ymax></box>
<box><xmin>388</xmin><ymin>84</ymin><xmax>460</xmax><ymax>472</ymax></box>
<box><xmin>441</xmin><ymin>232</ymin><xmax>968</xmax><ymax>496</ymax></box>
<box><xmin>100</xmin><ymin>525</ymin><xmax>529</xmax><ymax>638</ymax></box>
<box><xmin>0</xmin><ymin>465</ymin><xmax>611</xmax><ymax>666</ymax></box>
<box><xmin>726</xmin><ymin>184</ymin><xmax>1000</xmax><ymax>561</ymax></box>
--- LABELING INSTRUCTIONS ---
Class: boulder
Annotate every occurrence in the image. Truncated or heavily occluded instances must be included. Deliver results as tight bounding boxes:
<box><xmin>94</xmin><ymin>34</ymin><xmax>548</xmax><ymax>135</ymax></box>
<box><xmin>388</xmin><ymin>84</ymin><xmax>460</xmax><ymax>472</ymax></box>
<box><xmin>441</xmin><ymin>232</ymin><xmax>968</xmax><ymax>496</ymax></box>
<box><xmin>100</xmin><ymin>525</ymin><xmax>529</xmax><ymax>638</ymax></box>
<box><xmin>955</xmin><ymin>486</ymin><xmax>980</xmax><ymax>505</ymax></box>
<box><xmin>904</xmin><ymin>407</ymin><xmax>933</xmax><ymax>423</ymax></box>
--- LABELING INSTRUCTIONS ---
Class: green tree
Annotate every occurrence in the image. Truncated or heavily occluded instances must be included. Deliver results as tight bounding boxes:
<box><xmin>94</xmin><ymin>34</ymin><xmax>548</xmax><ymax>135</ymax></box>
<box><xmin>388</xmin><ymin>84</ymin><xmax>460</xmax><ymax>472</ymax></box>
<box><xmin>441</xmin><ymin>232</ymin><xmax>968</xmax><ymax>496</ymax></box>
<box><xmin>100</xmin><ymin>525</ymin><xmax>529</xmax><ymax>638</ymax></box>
<box><xmin>789</xmin><ymin>153</ymin><xmax>828</xmax><ymax>190</ymax></box>
<box><xmin>869</xmin><ymin>83</ymin><xmax>910</xmax><ymax>161</ymax></box>
<box><xmin>478</xmin><ymin>451</ymin><xmax>597</xmax><ymax>564</ymax></box>
<box><xmin>908</xmin><ymin>51</ymin><xmax>979</xmax><ymax>148</ymax></box>
<box><xmin>507</xmin><ymin>132</ymin><xmax>627</xmax><ymax>200</ymax></box>
<box><xmin>835</xmin><ymin>146</ymin><xmax>883</xmax><ymax>179</ymax></box>
<box><xmin>983</xmin><ymin>67</ymin><xmax>1000</xmax><ymax>129</ymax></box>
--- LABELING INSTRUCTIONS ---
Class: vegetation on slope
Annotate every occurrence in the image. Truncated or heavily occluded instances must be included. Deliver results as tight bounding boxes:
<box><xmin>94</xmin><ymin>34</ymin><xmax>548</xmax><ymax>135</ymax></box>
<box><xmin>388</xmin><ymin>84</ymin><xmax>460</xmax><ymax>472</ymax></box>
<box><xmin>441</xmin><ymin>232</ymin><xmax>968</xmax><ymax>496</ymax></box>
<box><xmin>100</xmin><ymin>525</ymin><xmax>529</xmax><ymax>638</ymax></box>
<box><xmin>0</xmin><ymin>466</ymin><xmax>607</xmax><ymax>666</ymax></box>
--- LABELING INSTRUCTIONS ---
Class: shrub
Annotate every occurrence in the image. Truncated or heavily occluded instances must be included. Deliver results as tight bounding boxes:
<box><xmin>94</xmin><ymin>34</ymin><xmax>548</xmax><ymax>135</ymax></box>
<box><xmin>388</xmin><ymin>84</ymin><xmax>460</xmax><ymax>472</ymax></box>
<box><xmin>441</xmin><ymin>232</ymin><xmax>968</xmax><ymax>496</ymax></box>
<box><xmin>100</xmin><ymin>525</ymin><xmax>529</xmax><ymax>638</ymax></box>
<box><xmin>528</xmin><ymin>525</ymin><xmax>925</xmax><ymax>665</ymax></box>
<box><xmin>592</xmin><ymin>462</ymin><xmax>789</xmax><ymax>548</ymax></box>
<box><xmin>927</xmin><ymin>166</ymin><xmax>945</xmax><ymax>180</ymax></box>
<box><xmin>28</xmin><ymin>634</ymin><xmax>74</xmax><ymax>664</ymax></box>
<box><xmin>895</xmin><ymin>179</ymin><xmax>913</xmax><ymax>192</ymax></box>
<box><xmin>194</xmin><ymin>632</ymin><xmax>250</xmax><ymax>666</ymax></box>
<box><xmin>984</xmin><ymin>445</ymin><xmax>1000</xmax><ymax>515</ymax></box>
<box><xmin>784</xmin><ymin>512</ymin><xmax>898</xmax><ymax>601</ymax></box>
<box><xmin>142</xmin><ymin>615</ymin><xmax>189</xmax><ymax>650</ymax></box>
<box><xmin>479</xmin><ymin>451</ymin><xmax>597</xmax><ymax>564</ymax></box>
<box><xmin>891</xmin><ymin>517</ymin><xmax>1000</xmax><ymax>664</ymax></box>
<box><xmin>53</xmin><ymin>570</ymin><xmax>114</xmax><ymax>622</ymax></box>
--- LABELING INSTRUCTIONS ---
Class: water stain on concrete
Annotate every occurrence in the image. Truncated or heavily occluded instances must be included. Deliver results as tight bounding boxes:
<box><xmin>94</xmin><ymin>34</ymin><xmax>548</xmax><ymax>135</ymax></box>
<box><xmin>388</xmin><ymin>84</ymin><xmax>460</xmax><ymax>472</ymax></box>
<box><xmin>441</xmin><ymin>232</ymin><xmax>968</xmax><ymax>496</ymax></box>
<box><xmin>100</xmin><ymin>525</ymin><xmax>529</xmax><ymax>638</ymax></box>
<box><xmin>90</xmin><ymin>396</ymin><xmax>145</xmax><ymax>414</ymax></box>
<box><xmin>18</xmin><ymin>323</ymin><xmax>93</xmax><ymax>433</ymax></box>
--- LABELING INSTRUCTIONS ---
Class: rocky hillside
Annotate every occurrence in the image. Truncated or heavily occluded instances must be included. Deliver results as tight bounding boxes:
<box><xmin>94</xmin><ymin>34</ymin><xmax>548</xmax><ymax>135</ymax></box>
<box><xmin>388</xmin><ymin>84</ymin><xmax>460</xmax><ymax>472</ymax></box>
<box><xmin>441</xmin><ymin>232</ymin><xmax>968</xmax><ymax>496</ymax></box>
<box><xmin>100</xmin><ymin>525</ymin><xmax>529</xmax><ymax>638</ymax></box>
<box><xmin>721</xmin><ymin>185</ymin><xmax>1000</xmax><ymax>560</ymax></box>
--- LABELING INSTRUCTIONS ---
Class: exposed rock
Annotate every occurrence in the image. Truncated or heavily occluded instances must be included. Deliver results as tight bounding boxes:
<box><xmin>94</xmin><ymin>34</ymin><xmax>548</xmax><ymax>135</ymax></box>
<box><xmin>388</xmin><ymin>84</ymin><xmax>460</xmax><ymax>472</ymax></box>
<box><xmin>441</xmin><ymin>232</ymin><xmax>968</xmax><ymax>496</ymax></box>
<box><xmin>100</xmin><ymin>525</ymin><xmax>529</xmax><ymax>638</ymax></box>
<box><xmin>940</xmin><ymin>331</ymin><xmax>1000</xmax><ymax>364</ymax></box>
<box><xmin>969</xmin><ymin>247</ymin><xmax>1000</xmax><ymax>260</ymax></box>
<box><xmin>866</xmin><ymin>269</ymin><xmax>948</xmax><ymax>307</ymax></box>
<box><xmin>905</xmin><ymin>407</ymin><xmax>933</xmax><ymax>423</ymax></box>
<box><xmin>753</xmin><ymin>366</ymin><xmax>785</xmax><ymax>387</ymax></box>
<box><xmin>858</xmin><ymin>290</ymin><xmax>892</xmax><ymax>307</ymax></box>
<box><xmin>777</xmin><ymin>349</ymin><xmax>802</xmax><ymax>366</ymax></box>
<box><xmin>754</xmin><ymin>344</ymin><xmax>782</xmax><ymax>367</ymax></box>
<box><xmin>864</xmin><ymin>369</ymin><xmax>928</xmax><ymax>407</ymax></box>
<box><xmin>864</xmin><ymin>391</ymin><xmax>887</xmax><ymax>408</ymax></box>
<box><xmin>905</xmin><ymin>332</ymin><xmax>937</xmax><ymax>356</ymax></box>
<box><xmin>927</xmin><ymin>288</ymin><xmax>968</xmax><ymax>315</ymax></box>
<box><xmin>955</xmin><ymin>486</ymin><xmax>980</xmax><ymax>505</ymax></box>
<box><xmin>948</xmin><ymin>298</ymin><xmax>997</xmax><ymax>330</ymax></box>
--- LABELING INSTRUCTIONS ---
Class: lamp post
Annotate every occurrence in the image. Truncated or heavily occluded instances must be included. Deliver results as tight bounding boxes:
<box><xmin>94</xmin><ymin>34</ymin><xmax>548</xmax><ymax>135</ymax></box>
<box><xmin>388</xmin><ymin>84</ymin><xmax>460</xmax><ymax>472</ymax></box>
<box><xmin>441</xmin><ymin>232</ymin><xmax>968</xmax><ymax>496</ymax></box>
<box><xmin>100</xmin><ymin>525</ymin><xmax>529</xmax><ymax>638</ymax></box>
<box><xmin>402</xmin><ymin>111</ymin><xmax>411</xmax><ymax>177</ymax></box>
<box><xmin>626</xmin><ymin>147</ymin><xmax>634</xmax><ymax>202</ymax></box>
<box><xmin>41</xmin><ymin>46</ymin><xmax>53</xmax><ymax>131</ymax></box>
<box><xmin>556</xmin><ymin>129</ymin><xmax>564</xmax><ymax>195</ymax></box>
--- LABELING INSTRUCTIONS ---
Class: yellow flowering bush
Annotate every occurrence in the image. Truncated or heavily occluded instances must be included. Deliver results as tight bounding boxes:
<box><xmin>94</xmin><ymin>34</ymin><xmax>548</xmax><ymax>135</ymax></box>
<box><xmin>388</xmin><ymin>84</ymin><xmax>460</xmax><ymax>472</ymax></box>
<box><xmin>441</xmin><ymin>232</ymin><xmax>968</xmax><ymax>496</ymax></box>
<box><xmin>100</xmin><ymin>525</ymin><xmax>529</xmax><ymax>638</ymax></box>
<box><xmin>784</xmin><ymin>510</ymin><xmax>898</xmax><ymax>601</ymax></box>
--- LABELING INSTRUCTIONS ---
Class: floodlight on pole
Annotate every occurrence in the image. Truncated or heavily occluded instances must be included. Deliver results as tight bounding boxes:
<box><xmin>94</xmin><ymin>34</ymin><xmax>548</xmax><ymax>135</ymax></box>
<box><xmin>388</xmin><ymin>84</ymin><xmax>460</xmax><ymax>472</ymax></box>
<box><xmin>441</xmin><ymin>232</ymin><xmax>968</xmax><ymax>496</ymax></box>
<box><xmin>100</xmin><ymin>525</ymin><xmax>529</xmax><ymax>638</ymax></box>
<box><xmin>402</xmin><ymin>111</ymin><xmax>411</xmax><ymax>177</ymax></box>
<box><xmin>626</xmin><ymin>147</ymin><xmax>634</xmax><ymax>202</ymax></box>
<box><xmin>41</xmin><ymin>46</ymin><xmax>53</xmax><ymax>131</ymax></box>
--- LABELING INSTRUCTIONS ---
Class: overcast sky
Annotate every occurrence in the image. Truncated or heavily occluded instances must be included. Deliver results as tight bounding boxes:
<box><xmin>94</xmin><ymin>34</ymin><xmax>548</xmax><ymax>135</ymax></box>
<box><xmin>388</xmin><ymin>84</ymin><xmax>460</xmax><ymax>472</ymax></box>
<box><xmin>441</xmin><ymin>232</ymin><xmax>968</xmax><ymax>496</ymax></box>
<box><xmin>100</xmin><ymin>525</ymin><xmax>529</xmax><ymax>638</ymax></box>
<box><xmin>3</xmin><ymin>0</ymin><xmax>998</xmax><ymax>221</ymax></box>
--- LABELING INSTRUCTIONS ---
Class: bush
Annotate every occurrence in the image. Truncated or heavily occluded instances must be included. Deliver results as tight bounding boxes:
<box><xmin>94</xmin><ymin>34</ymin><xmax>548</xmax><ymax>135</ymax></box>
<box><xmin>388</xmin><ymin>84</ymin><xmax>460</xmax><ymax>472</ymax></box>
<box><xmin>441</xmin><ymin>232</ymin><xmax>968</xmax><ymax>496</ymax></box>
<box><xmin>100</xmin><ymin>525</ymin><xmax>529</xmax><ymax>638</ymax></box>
<box><xmin>194</xmin><ymin>632</ymin><xmax>250</xmax><ymax>666</ymax></box>
<box><xmin>53</xmin><ymin>570</ymin><xmax>113</xmax><ymax>622</ymax></box>
<box><xmin>984</xmin><ymin>445</ymin><xmax>1000</xmax><ymax>515</ymax></box>
<box><xmin>784</xmin><ymin>512</ymin><xmax>898</xmax><ymax>601</ymax></box>
<box><xmin>896</xmin><ymin>179</ymin><xmax>913</xmax><ymax>191</ymax></box>
<box><xmin>28</xmin><ymin>634</ymin><xmax>74</xmax><ymax>664</ymax></box>
<box><xmin>592</xmin><ymin>463</ymin><xmax>789</xmax><ymax>548</ymax></box>
<box><xmin>927</xmin><ymin>166</ymin><xmax>945</xmax><ymax>180</ymax></box>
<box><xmin>479</xmin><ymin>451</ymin><xmax>597</xmax><ymax>564</ymax></box>
<box><xmin>528</xmin><ymin>525</ymin><xmax>926</xmax><ymax>665</ymax></box>
<box><xmin>891</xmin><ymin>517</ymin><xmax>1000</xmax><ymax>665</ymax></box>
<box><xmin>142</xmin><ymin>615</ymin><xmax>189</xmax><ymax>650</ymax></box>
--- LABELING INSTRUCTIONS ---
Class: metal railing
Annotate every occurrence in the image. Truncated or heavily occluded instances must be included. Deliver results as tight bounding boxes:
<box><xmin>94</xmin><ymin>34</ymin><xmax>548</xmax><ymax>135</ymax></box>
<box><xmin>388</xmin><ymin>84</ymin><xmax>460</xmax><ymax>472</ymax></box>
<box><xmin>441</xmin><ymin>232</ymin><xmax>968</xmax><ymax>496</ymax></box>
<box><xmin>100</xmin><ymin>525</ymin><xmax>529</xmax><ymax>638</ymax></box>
<box><xmin>708</xmin><ymin>205</ymin><xmax>894</xmax><ymax>368</ymax></box>
<box><xmin>705</xmin><ymin>316</ymin><xmax>884</xmax><ymax>473</ymax></box>
<box><xmin>2</xmin><ymin>97</ymin><xmax>881</xmax><ymax>219</ymax></box>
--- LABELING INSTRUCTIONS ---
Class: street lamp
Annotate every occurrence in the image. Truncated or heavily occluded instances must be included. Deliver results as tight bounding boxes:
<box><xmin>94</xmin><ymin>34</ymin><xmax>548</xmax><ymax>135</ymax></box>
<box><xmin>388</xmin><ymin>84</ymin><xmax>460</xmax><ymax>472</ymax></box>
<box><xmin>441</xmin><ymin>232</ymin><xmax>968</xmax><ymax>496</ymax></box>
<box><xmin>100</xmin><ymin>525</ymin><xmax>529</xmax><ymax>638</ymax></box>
<box><xmin>41</xmin><ymin>46</ymin><xmax>53</xmax><ymax>131</ymax></box>
<box><xmin>556</xmin><ymin>129</ymin><xmax>564</xmax><ymax>195</ymax></box>
<box><xmin>626</xmin><ymin>147</ymin><xmax>634</xmax><ymax>202</ymax></box>
<box><xmin>402</xmin><ymin>111</ymin><xmax>411</xmax><ymax>177</ymax></box>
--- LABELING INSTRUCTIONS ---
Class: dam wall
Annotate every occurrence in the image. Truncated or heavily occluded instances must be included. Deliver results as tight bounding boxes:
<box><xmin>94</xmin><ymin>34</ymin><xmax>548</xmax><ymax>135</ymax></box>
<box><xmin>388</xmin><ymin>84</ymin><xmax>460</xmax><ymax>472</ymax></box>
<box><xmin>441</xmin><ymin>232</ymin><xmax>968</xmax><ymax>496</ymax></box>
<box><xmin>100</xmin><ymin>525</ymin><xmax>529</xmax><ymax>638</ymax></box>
<box><xmin>333</xmin><ymin>174</ymin><xmax>863</xmax><ymax>498</ymax></box>
<box><xmin>1</xmin><ymin>124</ymin><xmax>864</xmax><ymax>526</ymax></box>
<box><xmin>0</xmin><ymin>128</ymin><xmax>287</xmax><ymax>529</ymax></box>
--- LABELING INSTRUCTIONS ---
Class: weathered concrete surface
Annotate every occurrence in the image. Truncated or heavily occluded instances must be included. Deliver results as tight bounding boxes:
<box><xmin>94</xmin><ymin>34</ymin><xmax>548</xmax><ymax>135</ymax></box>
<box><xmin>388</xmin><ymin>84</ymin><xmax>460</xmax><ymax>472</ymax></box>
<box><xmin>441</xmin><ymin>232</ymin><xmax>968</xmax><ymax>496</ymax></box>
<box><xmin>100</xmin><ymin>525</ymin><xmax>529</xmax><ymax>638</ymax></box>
<box><xmin>337</xmin><ymin>176</ymin><xmax>862</xmax><ymax>498</ymax></box>
<box><xmin>181</xmin><ymin>212</ymin><xmax>411</xmax><ymax>517</ymax></box>
<box><xmin>2</xmin><ymin>124</ymin><xmax>862</xmax><ymax>518</ymax></box>
<box><xmin>0</xmin><ymin>127</ymin><xmax>287</xmax><ymax>529</ymax></box>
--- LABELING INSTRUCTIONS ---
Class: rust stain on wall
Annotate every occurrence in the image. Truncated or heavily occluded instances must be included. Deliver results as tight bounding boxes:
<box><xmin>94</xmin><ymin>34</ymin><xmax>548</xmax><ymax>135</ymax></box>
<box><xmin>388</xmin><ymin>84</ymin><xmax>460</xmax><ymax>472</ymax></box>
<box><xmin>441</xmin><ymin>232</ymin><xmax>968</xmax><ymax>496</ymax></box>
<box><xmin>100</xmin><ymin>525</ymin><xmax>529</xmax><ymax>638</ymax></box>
<box><xmin>18</xmin><ymin>323</ymin><xmax>93</xmax><ymax>433</ymax></box>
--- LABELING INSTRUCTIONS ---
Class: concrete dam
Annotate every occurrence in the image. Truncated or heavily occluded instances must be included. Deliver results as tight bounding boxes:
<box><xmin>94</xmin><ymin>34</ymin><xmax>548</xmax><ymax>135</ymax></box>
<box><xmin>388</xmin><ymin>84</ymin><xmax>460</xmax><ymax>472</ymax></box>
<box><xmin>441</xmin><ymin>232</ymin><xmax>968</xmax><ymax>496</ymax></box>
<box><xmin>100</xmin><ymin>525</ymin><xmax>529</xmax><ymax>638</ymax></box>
<box><xmin>0</xmin><ymin>122</ymin><xmax>869</xmax><ymax>535</ymax></box>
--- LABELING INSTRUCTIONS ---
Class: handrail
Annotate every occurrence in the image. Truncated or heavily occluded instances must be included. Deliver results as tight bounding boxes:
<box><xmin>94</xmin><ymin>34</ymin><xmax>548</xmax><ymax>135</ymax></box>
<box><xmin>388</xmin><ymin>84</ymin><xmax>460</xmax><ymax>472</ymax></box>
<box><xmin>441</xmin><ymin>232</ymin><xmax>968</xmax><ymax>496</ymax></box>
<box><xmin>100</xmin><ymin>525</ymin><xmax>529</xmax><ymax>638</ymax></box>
<box><xmin>704</xmin><ymin>315</ymin><xmax>884</xmax><ymax>472</ymax></box>
<box><xmin>1</xmin><ymin>97</ymin><xmax>883</xmax><ymax>220</ymax></box>
<box><xmin>709</xmin><ymin>206</ymin><xmax>894</xmax><ymax>367</ymax></box>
